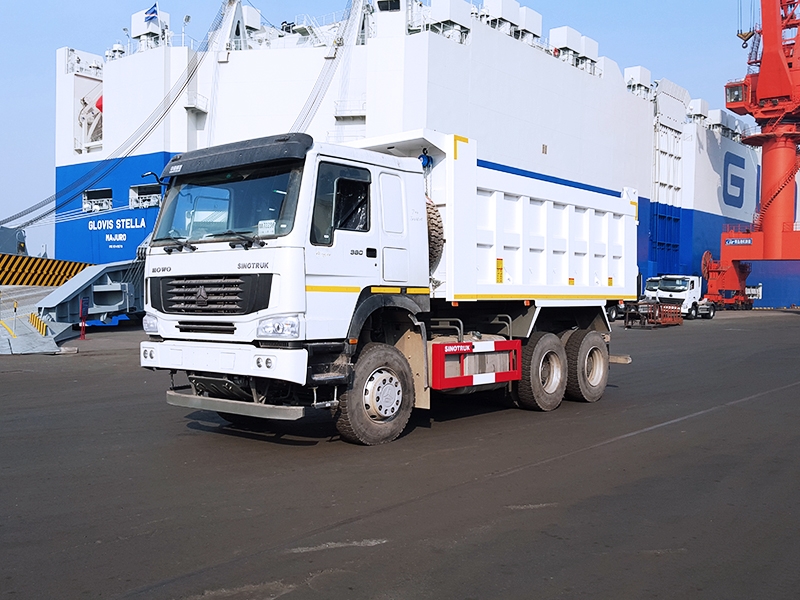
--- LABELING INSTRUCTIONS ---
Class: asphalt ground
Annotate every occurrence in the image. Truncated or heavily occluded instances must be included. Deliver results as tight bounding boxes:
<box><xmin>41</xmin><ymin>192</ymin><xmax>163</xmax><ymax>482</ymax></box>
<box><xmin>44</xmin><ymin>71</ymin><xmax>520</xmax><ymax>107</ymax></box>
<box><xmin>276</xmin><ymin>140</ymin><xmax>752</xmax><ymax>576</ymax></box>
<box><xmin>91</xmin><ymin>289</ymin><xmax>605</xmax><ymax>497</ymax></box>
<box><xmin>2</xmin><ymin>311</ymin><xmax>800</xmax><ymax>599</ymax></box>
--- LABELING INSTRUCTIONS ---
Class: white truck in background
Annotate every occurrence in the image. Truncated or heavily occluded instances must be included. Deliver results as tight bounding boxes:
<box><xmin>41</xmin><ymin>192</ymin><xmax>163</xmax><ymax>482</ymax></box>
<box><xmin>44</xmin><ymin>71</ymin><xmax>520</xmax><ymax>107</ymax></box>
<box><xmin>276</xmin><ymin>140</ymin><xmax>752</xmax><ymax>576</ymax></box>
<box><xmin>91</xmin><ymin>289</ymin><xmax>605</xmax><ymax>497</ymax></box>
<box><xmin>643</xmin><ymin>276</ymin><xmax>660</xmax><ymax>300</ymax></box>
<box><xmin>656</xmin><ymin>275</ymin><xmax>716</xmax><ymax>320</ymax></box>
<box><xmin>140</xmin><ymin>131</ymin><xmax>638</xmax><ymax>444</ymax></box>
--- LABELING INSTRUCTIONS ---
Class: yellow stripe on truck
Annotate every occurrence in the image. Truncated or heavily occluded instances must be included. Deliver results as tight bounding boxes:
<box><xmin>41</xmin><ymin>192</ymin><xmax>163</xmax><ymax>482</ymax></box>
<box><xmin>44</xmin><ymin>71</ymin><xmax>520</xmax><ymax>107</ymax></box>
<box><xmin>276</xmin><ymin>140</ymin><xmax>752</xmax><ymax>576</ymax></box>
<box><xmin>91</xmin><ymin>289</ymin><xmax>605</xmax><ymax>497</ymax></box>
<box><xmin>453</xmin><ymin>294</ymin><xmax>638</xmax><ymax>301</ymax></box>
<box><xmin>305</xmin><ymin>285</ymin><xmax>361</xmax><ymax>293</ymax></box>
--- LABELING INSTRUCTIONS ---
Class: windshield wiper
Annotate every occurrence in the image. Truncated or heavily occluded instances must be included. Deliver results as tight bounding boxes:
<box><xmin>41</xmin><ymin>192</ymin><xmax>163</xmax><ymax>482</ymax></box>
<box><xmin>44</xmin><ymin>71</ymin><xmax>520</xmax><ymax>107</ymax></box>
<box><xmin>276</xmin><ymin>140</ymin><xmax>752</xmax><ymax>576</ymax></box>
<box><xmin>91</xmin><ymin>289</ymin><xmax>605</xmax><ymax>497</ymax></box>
<box><xmin>153</xmin><ymin>234</ymin><xmax>197</xmax><ymax>253</ymax></box>
<box><xmin>206</xmin><ymin>230</ymin><xmax>265</xmax><ymax>250</ymax></box>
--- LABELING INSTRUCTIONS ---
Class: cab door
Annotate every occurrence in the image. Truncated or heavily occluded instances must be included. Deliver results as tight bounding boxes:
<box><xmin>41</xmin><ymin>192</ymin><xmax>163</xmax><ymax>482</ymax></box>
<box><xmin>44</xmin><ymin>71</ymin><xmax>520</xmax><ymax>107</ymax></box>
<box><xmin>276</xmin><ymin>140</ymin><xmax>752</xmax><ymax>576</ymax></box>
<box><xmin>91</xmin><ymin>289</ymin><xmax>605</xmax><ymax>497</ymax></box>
<box><xmin>305</xmin><ymin>160</ymin><xmax>381</xmax><ymax>339</ymax></box>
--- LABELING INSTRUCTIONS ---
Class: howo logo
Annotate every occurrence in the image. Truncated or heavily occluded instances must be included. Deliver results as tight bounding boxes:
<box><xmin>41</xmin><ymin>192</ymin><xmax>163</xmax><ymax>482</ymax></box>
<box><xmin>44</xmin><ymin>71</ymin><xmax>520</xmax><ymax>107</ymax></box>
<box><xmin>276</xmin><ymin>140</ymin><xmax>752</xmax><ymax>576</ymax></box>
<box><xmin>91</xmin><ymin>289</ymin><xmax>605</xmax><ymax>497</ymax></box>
<box><xmin>196</xmin><ymin>285</ymin><xmax>209</xmax><ymax>307</ymax></box>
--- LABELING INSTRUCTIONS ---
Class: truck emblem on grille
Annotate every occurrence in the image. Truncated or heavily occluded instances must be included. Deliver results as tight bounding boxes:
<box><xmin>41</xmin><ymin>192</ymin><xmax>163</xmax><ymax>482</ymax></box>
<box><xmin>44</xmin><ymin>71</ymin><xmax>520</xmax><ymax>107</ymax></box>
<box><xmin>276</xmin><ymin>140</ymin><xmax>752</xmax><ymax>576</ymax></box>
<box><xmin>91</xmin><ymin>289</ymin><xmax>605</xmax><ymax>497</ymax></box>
<box><xmin>196</xmin><ymin>285</ymin><xmax>209</xmax><ymax>307</ymax></box>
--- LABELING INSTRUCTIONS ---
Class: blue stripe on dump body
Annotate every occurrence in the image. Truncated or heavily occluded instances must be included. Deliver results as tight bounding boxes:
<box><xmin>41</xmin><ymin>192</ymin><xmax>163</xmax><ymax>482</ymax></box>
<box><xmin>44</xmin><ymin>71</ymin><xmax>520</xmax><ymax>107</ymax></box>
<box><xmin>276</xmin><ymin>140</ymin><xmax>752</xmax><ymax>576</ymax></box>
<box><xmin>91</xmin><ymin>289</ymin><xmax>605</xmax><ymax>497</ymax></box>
<box><xmin>477</xmin><ymin>159</ymin><xmax>622</xmax><ymax>199</ymax></box>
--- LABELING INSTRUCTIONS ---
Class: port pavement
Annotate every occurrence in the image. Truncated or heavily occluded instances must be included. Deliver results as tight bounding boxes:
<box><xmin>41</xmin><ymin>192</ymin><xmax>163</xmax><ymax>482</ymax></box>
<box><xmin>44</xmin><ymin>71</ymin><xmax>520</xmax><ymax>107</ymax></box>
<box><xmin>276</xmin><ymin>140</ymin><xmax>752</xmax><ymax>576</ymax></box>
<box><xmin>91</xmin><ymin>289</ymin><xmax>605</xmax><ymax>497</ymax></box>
<box><xmin>2</xmin><ymin>311</ymin><xmax>800</xmax><ymax>598</ymax></box>
<box><xmin>0</xmin><ymin>285</ymin><xmax>58</xmax><ymax>354</ymax></box>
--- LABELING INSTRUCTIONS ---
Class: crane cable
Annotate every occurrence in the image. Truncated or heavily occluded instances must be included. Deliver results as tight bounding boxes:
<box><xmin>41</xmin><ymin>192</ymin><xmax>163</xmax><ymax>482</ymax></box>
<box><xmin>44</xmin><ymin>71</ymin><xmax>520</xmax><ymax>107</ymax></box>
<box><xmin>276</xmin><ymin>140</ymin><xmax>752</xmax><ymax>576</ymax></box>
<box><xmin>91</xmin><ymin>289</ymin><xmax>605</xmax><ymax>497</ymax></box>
<box><xmin>737</xmin><ymin>0</ymin><xmax>757</xmax><ymax>47</ymax></box>
<box><xmin>289</xmin><ymin>0</ymin><xmax>364</xmax><ymax>133</ymax></box>
<box><xmin>0</xmin><ymin>0</ymin><xmax>234</xmax><ymax>229</ymax></box>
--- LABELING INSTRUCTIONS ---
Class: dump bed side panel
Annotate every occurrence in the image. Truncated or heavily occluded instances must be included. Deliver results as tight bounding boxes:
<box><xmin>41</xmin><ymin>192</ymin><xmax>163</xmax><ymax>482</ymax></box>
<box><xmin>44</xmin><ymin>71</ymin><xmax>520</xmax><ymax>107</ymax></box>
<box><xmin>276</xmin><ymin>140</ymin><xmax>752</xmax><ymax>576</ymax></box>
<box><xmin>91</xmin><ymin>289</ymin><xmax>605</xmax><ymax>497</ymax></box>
<box><xmin>431</xmin><ymin>134</ymin><xmax>638</xmax><ymax>305</ymax></box>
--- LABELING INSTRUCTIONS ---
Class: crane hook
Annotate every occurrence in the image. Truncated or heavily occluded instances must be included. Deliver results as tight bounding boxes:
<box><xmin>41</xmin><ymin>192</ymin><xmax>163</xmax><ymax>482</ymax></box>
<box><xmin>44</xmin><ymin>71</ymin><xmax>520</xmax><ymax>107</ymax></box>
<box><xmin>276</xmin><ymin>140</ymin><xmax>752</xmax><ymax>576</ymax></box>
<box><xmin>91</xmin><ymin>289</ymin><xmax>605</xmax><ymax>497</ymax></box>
<box><xmin>737</xmin><ymin>29</ymin><xmax>755</xmax><ymax>49</ymax></box>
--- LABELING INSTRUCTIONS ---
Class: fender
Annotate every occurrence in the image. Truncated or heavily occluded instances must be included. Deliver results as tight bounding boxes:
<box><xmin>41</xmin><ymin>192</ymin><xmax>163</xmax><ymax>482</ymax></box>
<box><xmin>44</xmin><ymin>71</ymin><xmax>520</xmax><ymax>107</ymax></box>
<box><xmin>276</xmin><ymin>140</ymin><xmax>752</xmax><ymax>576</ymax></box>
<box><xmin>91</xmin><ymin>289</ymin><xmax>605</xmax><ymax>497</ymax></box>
<box><xmin>346</xmin><ymin>289</ymin><xmax>429</xmax><ymax>344</ymax></box>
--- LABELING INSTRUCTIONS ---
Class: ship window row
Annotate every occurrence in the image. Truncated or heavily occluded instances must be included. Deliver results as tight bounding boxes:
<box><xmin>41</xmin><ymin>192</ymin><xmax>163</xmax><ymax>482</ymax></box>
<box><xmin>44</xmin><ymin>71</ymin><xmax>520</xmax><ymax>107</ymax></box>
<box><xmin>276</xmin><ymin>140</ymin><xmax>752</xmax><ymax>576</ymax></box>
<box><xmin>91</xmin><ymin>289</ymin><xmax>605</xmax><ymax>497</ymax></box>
<box><xmin>81</xmin><ymin>185</ymin><xmax>163</xmax><ymax>213</ymax></box>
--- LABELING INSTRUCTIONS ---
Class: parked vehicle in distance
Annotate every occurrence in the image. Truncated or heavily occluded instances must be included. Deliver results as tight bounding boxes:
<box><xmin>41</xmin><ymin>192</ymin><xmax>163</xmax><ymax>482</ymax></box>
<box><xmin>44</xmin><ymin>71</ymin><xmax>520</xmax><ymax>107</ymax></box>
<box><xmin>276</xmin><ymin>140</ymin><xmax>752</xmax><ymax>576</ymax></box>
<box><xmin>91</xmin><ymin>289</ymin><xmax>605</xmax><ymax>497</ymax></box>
<box><xmin>643</xmin><ymin>277</ymin><xmax>660</xmax><ymax>300</ymax></box>
<box><xmin>605</xmin><ymin>299</ymin><xmax>625</xmax><ymax>322</ymax></box>
<box><xmin>656</xmin><ymin>275</ymin><xmax>716</xmax><ymax>319</ymax></box>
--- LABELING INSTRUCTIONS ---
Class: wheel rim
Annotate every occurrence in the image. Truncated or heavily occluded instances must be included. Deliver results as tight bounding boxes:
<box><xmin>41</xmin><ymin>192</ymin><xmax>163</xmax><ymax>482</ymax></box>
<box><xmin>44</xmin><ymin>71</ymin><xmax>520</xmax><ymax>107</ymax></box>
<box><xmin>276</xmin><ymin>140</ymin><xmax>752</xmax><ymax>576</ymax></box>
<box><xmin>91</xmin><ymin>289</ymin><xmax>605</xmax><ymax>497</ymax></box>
<box><xmin>538</xmin><ymin>350</ymin><xmax>563</xmax><ymax>394</ymax></box>
<box><xmin>363</xmin><ymin>367</ymin><xmax>403</xmax><ymax>422</ymax></box>
<box><xmin>584</xmin><ymin>346</ymin><xmax>605</xmax><ymax>387</ymax></box>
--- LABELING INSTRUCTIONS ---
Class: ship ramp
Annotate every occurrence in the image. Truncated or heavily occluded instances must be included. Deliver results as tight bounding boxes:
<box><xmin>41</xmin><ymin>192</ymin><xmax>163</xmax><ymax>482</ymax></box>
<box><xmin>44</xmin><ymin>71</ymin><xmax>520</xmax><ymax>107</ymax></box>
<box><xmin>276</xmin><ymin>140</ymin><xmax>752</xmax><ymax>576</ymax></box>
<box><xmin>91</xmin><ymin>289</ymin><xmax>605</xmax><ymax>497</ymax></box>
<box><xmin>36</xmin><ymin>259</ymin><xmax>146</xmax><ymax>342</ymax></box>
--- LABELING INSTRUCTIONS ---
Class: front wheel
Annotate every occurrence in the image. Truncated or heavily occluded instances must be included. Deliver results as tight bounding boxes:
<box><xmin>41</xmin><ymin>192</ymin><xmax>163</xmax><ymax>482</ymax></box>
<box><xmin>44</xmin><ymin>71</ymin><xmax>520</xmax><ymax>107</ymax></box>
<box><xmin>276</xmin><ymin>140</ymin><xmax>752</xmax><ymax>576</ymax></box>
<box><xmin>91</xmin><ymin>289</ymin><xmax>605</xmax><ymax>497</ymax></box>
<box><xmin>686</xmin><ymin>304</ymin><xmax>698</xmax><ymax>320</ymax></box>
<box><xmin>334</xmin><ymin>343</ymin><xmax>414</xmax><ymax>445</ymax></box>
<box><xmin>565</xmin><ymin>330</ymin><xmax>609</xmax><ymax>403</ymax></box>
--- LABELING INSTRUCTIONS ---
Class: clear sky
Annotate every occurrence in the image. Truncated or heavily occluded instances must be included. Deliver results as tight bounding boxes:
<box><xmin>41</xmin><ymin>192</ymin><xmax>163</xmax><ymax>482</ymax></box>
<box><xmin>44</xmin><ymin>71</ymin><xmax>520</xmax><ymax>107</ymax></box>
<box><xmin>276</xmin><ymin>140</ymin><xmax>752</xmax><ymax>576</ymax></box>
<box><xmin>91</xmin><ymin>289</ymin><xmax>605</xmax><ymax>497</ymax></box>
<box><xmin>0</xmin><ymin>0</ymin><xmax>754</xmax><ymax>255</ymax></box>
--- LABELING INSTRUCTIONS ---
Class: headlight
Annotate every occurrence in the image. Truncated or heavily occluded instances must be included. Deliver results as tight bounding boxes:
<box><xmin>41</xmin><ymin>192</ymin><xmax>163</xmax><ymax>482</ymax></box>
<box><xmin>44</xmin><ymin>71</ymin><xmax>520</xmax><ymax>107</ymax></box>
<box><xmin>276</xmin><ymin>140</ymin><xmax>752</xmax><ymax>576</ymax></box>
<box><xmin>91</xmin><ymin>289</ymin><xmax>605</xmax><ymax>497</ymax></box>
<box><xmin>257</xmin><ymin>315</ymin><xmax>300</xmax><ymax>339</ymax></box>
<box><xmin>142</xmin><ymin>313</ymin><xmax>159</xmax><ymax>334</ymax></box>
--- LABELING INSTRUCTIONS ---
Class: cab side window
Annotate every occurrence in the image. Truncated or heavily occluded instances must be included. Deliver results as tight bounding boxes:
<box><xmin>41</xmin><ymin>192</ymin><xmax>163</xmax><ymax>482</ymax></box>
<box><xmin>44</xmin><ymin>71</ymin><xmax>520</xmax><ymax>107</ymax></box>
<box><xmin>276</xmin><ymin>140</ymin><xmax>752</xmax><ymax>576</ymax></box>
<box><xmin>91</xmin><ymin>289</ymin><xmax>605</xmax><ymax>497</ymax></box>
<box><xmin>311</xmin><ymin>162</ymin><xmax>371</xmax><ymax>246</ymax></box>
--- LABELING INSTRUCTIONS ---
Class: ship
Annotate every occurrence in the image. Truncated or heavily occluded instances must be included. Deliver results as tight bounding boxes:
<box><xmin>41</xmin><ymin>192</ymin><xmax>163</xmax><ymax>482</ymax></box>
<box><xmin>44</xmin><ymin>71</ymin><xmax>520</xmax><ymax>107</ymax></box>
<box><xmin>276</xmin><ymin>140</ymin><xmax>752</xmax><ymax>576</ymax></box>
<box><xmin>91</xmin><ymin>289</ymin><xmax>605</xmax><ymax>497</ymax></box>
<box><xmin>46</xmin><ymin>0</ymin><xmax>799</xmax><ymax>307</ymax></box>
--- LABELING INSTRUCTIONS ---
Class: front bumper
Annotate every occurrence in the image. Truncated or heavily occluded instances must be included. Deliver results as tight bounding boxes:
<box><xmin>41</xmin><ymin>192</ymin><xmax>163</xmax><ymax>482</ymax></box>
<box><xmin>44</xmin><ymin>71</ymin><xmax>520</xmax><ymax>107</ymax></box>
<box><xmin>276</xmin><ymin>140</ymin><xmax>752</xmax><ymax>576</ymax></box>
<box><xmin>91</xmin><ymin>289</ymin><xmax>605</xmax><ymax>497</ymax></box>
<box><xmin>140</xmin><ymin>340</ymin><xmax>309</xmax><ymax>384</ymax></box>
<box><xmin>166</xmin><ymin>388</ymin><xmax>309</xmax><ymax>420</ymax></box>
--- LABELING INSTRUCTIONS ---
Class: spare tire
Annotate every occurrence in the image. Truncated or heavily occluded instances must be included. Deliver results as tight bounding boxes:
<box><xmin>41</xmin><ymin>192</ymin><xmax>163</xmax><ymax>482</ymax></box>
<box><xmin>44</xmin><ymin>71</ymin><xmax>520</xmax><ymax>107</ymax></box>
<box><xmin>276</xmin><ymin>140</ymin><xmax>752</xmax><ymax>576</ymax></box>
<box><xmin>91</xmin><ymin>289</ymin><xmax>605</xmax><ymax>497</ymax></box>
<box><xmin>427</xmin><ymin>199</ymin><xmax>444</xmax><ymax>275</ymax></box>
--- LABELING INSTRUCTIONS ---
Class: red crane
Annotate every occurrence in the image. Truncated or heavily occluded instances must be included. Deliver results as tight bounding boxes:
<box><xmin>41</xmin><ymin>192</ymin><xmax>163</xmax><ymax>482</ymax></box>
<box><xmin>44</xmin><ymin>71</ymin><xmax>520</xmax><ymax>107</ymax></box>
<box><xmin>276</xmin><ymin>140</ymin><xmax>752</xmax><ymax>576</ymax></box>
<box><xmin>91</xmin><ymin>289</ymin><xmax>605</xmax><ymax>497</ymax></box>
<box><xmin>706</xmin><ymin>0</ymin><xmax>800</xmax><ymax>308</ymax></box>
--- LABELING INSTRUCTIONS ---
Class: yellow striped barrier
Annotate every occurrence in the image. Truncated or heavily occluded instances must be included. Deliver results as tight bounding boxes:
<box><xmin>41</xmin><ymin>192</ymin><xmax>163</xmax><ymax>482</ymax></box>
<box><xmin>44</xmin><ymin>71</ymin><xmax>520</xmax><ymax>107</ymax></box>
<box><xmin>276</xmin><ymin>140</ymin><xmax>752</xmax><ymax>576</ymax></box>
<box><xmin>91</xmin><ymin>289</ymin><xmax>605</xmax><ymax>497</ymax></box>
<box><xmin>0</xmin><ymin>253</ymin><xmax>92</xmax><ymax>286</ymax></box>
<box><xmin>28</xmin><ymin>312</ymin><xmax>48</xmax><ymax>336</ymax></box>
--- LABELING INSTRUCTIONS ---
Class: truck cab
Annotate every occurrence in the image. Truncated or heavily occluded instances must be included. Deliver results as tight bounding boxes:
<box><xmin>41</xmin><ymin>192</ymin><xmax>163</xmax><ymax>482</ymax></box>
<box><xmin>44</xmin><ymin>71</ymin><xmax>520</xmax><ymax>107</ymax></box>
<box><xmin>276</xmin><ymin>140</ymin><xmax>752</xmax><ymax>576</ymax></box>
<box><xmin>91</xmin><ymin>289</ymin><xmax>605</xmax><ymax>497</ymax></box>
<box><xmin>656</xmin><ymin>275</ymin><xmax>715</xmax><ymax>320</ymax></box>
<box><xmin>643</xmin><ymin>277</ymin><xmax>660</xmax><ymax>300</ymax></box>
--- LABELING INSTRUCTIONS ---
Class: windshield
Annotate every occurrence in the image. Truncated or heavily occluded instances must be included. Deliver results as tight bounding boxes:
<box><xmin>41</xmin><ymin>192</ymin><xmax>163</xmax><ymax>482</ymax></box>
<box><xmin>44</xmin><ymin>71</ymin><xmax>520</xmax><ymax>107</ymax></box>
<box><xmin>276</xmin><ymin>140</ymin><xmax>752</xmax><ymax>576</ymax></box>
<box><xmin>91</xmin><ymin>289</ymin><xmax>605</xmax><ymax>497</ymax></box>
<box><xmin>659</xmin><ymin>278</ymin><xmax>689</xmax><ymax>292</ymax></box>
<box><xmin>645</xmin><ymin>279</ymin><xmax>660</xmax><ymax>291</ymax></box>
<box><xmin>152</xmin><ymin>160</ymin><xmax>304</xmax><ymax>244</ymax></box>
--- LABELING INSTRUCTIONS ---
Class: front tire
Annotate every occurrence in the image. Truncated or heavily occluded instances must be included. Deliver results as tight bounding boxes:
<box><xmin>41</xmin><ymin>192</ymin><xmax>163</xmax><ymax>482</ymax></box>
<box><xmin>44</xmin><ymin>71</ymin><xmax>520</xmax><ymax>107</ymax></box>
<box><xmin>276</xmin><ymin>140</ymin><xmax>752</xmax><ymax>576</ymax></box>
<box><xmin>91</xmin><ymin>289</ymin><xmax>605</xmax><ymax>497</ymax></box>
<box><xmin>686</xmin><ymin>304</ymin><xmax>698</xmax><ymax>320</ymax></box>
<box><xmin>565</xmin><ymin>330</ymin><xmax>609</xmax><ymax>403</ymax></box>
<box><xmin>335</xmin><ymin>343</ymin><xmax>414</xmax><ymax>445</ymax></box>
<box><xmin>514</xmin><ymin>332</ymin><xmax>568</xmax><ymax>411</ymax></box>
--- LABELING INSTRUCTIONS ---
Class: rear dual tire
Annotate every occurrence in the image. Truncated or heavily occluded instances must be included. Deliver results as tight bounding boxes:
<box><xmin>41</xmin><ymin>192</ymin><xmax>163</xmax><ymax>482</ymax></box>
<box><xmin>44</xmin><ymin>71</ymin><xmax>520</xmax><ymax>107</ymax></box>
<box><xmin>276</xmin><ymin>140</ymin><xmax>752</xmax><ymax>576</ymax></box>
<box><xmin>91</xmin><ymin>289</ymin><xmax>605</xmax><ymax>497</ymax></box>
<box><xmin>515</xmin><ymin>329</ymin><xmax>609</xmax><ymax>410</ymax></box>
<box><xmin>564</xmin><ymin>330</ymin><xmax>609</xmax><ymax>403</ymax></box>
<box><xmin>514</xmin><ymin>332</ymin><xmax>568</xmax><ymax>411</ymax></box>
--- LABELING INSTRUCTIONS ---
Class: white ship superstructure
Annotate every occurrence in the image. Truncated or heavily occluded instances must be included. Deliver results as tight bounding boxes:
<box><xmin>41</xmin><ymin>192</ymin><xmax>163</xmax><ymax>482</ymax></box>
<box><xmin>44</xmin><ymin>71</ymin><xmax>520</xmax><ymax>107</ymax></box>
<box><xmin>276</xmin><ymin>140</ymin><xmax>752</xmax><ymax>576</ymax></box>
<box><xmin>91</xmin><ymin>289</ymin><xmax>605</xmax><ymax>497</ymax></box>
<box><xmin>51</xmin><ymin>0</ymin><xmax>799</xmax><ymax>307</ymax></box>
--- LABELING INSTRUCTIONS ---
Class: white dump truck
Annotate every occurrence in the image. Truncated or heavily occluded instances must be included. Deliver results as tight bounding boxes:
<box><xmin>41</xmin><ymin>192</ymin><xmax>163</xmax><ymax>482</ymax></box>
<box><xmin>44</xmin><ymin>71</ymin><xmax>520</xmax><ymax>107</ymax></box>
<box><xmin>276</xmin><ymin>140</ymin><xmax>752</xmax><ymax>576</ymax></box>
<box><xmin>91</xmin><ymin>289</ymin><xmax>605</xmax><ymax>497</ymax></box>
<box><xmin>656</xmin><ymin>275</ymin><xmax>716</xmax><ymax>319</ymax></box>
<box><xmin>140</xmin><ymin>131</ymin><xmax>638</xmax><ymax>444</ymax></box>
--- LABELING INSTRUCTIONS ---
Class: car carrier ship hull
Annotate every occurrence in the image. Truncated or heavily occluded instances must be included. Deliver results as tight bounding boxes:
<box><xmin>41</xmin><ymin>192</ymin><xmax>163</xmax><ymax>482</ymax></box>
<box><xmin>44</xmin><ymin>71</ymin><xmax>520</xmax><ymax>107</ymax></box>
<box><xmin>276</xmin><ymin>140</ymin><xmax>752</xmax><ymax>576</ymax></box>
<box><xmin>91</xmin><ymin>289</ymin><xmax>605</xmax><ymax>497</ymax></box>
<box><xmin>51</xmin><ymin>0</ymin><xmax>800</xmax><ymax>307</ymax></box>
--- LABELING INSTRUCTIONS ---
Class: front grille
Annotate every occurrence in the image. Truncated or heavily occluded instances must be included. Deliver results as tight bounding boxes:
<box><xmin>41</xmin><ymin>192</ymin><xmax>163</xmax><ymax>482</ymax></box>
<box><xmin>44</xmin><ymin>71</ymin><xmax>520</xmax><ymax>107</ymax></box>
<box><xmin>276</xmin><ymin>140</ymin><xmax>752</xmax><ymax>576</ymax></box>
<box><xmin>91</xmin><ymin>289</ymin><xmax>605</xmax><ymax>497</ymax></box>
<box><xmin>151</xmin><ymin>274</ymin><xmax>272</xmax><ymax>315</ymax></box>
<box><xmin>168</xmin><ymin>276</ymin><xmax>244</xmax><ymax>313</ymax></box>
<box><xmin>658</xmin><ymin>298</ymin><xmax>683</xmax><ymax>306</ymax></box>
<box><xmin>177</xmin><ymin>321</ymin><xmax>236</xmax><ymax>334</ymax></box>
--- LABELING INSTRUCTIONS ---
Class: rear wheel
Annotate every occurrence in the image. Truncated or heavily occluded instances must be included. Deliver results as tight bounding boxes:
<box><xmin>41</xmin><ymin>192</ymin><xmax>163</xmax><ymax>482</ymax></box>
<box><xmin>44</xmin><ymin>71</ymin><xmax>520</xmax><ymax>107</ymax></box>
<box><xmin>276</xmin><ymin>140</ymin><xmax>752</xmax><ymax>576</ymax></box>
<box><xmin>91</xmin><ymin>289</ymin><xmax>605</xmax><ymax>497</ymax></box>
<box><xmin>514</xmin><ymin>332</ymin><xmax>568</xmax><ymax>412</ymax></box>
<box><xmin>565</xmin><ymin>330</ymin><xmax>609</xmax><ymax>403</ymax></box>
<box><xmin>334</xmin><ymin>343</ymin><xmax>414</xmax><ymax>445</ymax></box>
<box><xmin>702</xmin><ymin>304</ymin><xmax>716</xmax><ymax>319</ymax></box>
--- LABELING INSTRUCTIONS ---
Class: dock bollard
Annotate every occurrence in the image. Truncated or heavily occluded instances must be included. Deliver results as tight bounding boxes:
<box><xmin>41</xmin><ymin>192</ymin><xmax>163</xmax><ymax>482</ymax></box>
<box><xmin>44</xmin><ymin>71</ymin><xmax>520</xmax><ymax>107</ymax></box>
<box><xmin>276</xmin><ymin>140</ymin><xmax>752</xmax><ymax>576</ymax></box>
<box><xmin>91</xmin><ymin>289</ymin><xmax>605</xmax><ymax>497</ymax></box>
<box><xmin>28</xmin><ymin>313</ymin><xmax>48</xmax><ymax>336</ymax></box>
